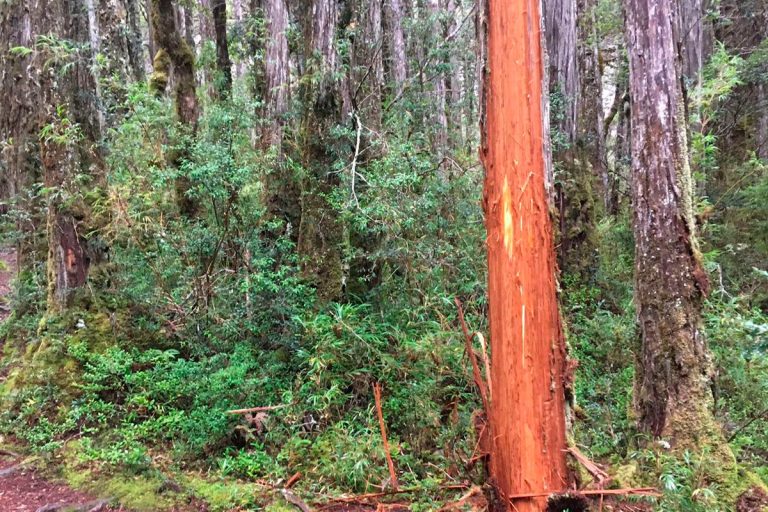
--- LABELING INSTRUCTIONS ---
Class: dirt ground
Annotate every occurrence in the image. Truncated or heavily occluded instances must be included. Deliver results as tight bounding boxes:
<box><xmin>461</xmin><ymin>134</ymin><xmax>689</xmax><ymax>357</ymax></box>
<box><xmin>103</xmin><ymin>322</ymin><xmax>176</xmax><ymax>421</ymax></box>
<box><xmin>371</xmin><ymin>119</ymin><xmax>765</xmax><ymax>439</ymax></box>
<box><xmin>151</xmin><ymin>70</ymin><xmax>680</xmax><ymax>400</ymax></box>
<box><xmin>0</xmin><ymin>456</ymin><xmax>120</xmax><ymax>511</ymax></box>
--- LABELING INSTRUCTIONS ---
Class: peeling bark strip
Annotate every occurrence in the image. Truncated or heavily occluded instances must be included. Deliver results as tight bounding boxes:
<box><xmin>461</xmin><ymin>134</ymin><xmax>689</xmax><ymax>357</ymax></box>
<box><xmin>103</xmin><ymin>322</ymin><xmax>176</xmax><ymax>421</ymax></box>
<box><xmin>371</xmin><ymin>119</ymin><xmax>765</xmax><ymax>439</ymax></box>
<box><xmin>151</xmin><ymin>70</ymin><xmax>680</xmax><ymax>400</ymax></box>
<box><xmin>480</xmin><ymin>0</ymin><xmax>570</xmax><ymax>508</ymax></box>
<box><xmin>625</xmin><ymin>0</ymin><xmax>719</xmax><ymax>442</ymax></box>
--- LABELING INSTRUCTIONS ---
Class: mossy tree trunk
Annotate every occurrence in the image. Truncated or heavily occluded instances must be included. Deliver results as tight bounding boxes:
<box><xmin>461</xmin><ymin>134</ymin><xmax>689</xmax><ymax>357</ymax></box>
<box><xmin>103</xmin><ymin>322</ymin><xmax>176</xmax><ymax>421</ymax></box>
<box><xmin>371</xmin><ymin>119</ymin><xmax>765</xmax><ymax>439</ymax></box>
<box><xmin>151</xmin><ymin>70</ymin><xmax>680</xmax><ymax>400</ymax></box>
<box><xmin>150</xmin><ymin>0</ymin><xmax>200</xmax><ymax>218</ymax></box>
<box><xmin>625</xmin><ymin>0</ymin><xmax>729</xmax><ymax>448</ymax></box>
<box><xmin>480</xmin><ymin>0</ymin><xmax>571</xmax><ymax>508</ymax></box>
<box><xmin>39</xmin><ymin>0</ymin><xmax>106</xmax><ymax>312</ymax></box>
<box><xmin>296</xmin><ymin>0</ymin><xmax>346</xmax><ymax>303</ymax></box>
<box><xmin>212</xmin><ymin>0</ymin><xmax>232</xmax><ymax>97</ymax></box>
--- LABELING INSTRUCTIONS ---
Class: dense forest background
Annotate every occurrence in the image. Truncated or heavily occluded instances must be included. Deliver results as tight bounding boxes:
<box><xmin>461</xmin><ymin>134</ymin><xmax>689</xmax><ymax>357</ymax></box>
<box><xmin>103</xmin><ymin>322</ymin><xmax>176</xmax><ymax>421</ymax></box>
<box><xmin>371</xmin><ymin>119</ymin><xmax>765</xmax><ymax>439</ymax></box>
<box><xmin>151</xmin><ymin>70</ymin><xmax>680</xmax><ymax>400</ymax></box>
<box><xmin>0</xmin><ymin>0</ymin><xmax>766</xmax><ymax>510</ymax></box>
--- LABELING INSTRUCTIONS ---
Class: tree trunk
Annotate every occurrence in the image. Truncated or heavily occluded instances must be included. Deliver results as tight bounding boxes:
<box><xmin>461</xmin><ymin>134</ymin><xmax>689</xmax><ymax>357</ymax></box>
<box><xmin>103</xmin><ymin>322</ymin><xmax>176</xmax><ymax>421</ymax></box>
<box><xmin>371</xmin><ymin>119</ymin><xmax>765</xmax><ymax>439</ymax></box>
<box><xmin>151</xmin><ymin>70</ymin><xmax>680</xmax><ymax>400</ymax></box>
<box><xmin>39</xmin><ymin>0</ymin><xmax>105</xmax><ymax>311</ymax></box>
<box><xmin>480</xmin><ymin>0</ymin><xmax>570</xmax><ymax>508</ymax></box>
<box><xmin>150</xmin><ymin>0</ymin><xmax>200</xmax><ymax>217</ymax></box>
<box><xmin>296</xmin><ymin>0</ymin><xmax>345</xmax><ymax>303</ymax></box>
<box><xmin>124</xmin><ymin>0</ymin><xmax>146</xmax><ymax>82</ymax></box>
<box><xmin>384</xmin><ymin>0</ymin><xmax>407</xmax><ymax>96</ymax></box>
<box><xmin>261</xmin><ymin>0</ymin><xmax>290</xmax><ymax>149</ymax></box>
<box><xmin>544</xmin><ymin>0</ymin><xmax>578</xmax><ymax>144</ymax></box>
<box><xmin>625</xmin><ymin>0</ymin><xmax>726</xmax><ymax>446</ymax></box>
<box><xmin>352</xmin><ymin>0</ymin><xmax>383</xmax><ymax>132</ymax></box>
<box><xmin>212</xmin><ymin>0</ymin><xmax>232</xmax><ymax>96</ymax></box>
<box><xmin>427</xmin><ymin>0</ymin><xmax>448</xmax><ymax>163</ymax></box>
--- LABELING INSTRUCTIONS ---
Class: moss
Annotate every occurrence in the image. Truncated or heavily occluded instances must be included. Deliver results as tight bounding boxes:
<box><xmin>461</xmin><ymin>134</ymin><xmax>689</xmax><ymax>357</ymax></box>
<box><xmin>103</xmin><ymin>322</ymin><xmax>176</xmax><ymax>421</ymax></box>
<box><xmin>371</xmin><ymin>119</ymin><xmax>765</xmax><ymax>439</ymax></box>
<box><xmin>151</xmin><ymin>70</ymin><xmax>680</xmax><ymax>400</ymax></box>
<box><xmin>149</xmin><ymin>49</ymin><xmax>171</xmax><ymax>96</ymax></box>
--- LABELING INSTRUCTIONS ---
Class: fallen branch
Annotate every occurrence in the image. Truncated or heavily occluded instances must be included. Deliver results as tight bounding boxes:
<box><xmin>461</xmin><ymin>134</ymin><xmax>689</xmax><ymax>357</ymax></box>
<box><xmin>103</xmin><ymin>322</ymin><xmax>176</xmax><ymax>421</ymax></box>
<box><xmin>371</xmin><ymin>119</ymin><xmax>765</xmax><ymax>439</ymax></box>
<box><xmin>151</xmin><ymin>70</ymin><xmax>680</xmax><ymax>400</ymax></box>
<box><xmin>373</xmin><ymin>382</ymin><xmax>399</xmax><ymax>491</ymax></box>
<box><xmin>225</xmin><ymin>404</ymin><xmax>290</xmax><ymax>415</ymax></box>
<box><xmin>282</xmin><ymin>489</ymin><xmax>312</xmax><ymax>512</ymax></box>
<box><xmin>455</xmin><ymin>298</ymin><xmax>490</xmax><ymax>414</ymax></box>
<box><xmin>566</xmin><ymin>447</ymin><xmax>609</xmax><ymax>484</ymax></box>
<box><xmin>503</xmin><ymin>487</ymin><xmax>661</xmax><ymax>501</ymax></box>
<box><xmin>319</xmin><ymin>484</ymin><xmax>470</xmax><ymax>504</ymax></box>
<box><xmin>286</xmin><ymin>471</ymin><xmax>302</xmax><ymax>489</ymax></box>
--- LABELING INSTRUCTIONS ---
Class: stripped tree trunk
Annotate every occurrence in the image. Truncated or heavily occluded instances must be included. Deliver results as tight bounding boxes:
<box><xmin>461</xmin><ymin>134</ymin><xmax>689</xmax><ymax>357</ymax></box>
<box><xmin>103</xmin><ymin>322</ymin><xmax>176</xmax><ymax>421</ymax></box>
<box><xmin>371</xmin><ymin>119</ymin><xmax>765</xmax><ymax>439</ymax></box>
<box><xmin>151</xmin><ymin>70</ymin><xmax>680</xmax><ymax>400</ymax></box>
<box><xmin>480</xmin><ymin>0</ymin><xmax>570</xmax><ymax>508</ymax></box>
<box><xmin>625</xmin><ymin>0</ymin><xmax>729</xmax><ymax>447</ymax></box>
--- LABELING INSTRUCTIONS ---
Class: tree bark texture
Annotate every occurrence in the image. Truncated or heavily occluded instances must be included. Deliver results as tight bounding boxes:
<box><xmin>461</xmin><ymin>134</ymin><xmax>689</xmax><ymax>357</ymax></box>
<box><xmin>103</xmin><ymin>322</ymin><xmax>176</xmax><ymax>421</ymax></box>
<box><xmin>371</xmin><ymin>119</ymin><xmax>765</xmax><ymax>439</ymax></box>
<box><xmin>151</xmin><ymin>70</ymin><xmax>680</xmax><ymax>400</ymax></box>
<box><xmin>296</xmin><ymin>0</ymin><xmax>345</xmax><ymax>303</ymax></box>
<box><xmin>625</xmin><ymin>0</ymin><xmax>722</xmax><ymax>444</ymax></box>
<box><xmin>352</xmin><ymin>0</ymin><xmax>384</xmax><ymax>132</ymax></box>
<box><xmin>384</xmin><ymin>0</ymin><xmax>407</xmax><ymax>95</ymax></box>
<box><xmin>212</xmin><ymin>0</ymin><xmax>232</xmax><ymax>96</ymax></box>
<box><xmin>150</xmin><ymin>0</ymin><xmax>200</xmax><ymax>217</ymax></box>
<box><xmin>481</xmin><ymin>0</ymin><xmax>570</xmax><ymax>508</ymax></box>
<box><xmin>544</xmin><ymin>0</ymin><xmax>579</xmax><ymax>144</ymax></box>
<box><xmin>261</xmin><ymin>0</ymin><xmax>290</xmax><ymax>148</ymax></box>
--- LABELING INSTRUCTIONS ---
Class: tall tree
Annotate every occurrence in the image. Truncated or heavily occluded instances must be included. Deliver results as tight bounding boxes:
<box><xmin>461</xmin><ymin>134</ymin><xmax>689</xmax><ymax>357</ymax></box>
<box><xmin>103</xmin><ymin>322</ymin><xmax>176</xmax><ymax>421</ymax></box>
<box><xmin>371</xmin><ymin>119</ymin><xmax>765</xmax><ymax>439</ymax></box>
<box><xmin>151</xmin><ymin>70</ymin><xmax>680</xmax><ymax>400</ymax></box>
<box><xmin>150</xmin><ymin>0</ymin><xmax>200</xmax><ymax>217</ymax></box>
<box><xmin>39</xmin><ymin>0</ymin><xmax>105</xmax><ymax>311</ymax></box>
<box><xmin>351</xmin><ymin>0</ymin><xmax>384</xmax><ymax>132</ymax></box>
<box><xmin>480</xmin><ymin>0</ymin><xmax>570</xmax><ymax>509</ymax></box>
<box><xmin>384</xmin><ymin>0</ymin><xmax>407</xmax><ymax>96</ymax></box>
<box><xmin>261</xmin><ymin>0</ymin><xmax>290</xmax><ymax>149</ymax></box>
<box><xmin>625</xmin><ymin>0</ymin><xmax>727</xmax><ymax>445</ymax></box>
<box><xmin>544</xmin><ymin>0</ymin><xmax>579</xmax><ymax>144</ymax></box>
<box><xmin>212</xmin><ymin>0</ymin><xmax>233</xmax><ymax>96</ymax></box>
<box><xmin>296</xmin><ymin>0</ymin><xmax>346</xmax><ymax>302</ymax></box>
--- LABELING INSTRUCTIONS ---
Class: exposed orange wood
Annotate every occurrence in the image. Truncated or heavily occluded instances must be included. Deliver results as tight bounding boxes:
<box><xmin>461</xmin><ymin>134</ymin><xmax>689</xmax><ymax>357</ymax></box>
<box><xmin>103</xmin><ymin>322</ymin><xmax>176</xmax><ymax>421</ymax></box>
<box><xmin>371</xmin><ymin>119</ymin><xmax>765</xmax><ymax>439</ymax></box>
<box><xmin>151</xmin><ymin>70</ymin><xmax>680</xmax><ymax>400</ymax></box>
<box><xmin>480</xmin><ymin>0</ymin><xmax>570</xmax><ymax>508</ymax></box>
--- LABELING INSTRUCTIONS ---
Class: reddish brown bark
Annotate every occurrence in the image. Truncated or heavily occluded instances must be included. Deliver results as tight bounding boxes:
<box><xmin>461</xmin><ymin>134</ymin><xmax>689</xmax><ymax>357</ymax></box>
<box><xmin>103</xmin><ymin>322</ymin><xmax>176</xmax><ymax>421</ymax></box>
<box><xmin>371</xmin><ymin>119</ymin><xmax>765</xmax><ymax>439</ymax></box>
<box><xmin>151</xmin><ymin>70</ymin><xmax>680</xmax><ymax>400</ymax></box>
<box><xmin>480</xmin><ymin>0</ymin><xmax>570</xmax><ymax>509</ymax></box>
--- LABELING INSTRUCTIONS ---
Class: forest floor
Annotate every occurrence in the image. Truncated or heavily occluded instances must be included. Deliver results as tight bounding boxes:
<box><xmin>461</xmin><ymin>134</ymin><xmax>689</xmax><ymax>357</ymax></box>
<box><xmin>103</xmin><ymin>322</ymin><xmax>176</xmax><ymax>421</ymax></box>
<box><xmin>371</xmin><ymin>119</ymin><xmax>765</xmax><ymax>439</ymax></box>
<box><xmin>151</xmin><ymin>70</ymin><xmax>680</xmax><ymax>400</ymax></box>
<box><xmin>0</xmin><ymin>453</ymin><xmax>119</xmax><ymax>511</ymax></box>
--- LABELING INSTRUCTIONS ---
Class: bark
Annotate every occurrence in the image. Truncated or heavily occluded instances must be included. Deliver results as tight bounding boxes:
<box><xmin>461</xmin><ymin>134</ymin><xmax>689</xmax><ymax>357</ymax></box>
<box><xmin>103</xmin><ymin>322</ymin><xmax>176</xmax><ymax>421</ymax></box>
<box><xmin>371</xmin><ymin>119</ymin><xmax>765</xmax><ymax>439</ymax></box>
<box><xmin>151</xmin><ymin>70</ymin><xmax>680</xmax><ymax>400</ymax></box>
<box><xmin>446</xmin><ymin>0</ymin><xmax>463</xmax><ymax>146</ymax></box>
<box><xmin>296</xmin><ymin>0</ymin><xmax>345</xmax><ymax>303</ymax></box>
<box><xmin>384</xmin><ymin>0</ymin><xmax>407</xmax><ymax>95</ymax></box>
<box><xmin>212</xmin><ymin>0</ymin><xmax>232</xmax><ymax>96</ymax></box>
<box><xmin>150</xmin><ymin>0</ymin><xmax>200</xmax><ymax>217</ymax></box>
<box><xmin>124</xmin><ymin>0</ymin><xmax>146</xmax><ymax>82</ymax></box>
<box><xmin>261</xmin><ymin>0</ymin><xmax>290</xmax><ymax>148</ymax></box>
<box><xmin>481</xmin><ymin>0</ymin><xmax>570</xmax><ymax>508</ymax></box>
<box><xmin>39</xmin><ymin>0</ymin><xmax>105</xmax><ymax>311</ymax></box>
<box><xmin>427</xmin><ymin>0</ymin><xmax>448</xmax><ymax>163</ymax></box>
<box><xmin>544</xmin><ymin>0</ymin><xmax>579</xmax><ymax>144</ymax></box>
<box><xmin>625</xmin><ymin>0</ymin><xmax>726</xmax><ymax>446</ymax></box>
<box><xmin>352</xmin><ymin>0</ymin><xmax>384</xmax><ymax>132</ymax></box>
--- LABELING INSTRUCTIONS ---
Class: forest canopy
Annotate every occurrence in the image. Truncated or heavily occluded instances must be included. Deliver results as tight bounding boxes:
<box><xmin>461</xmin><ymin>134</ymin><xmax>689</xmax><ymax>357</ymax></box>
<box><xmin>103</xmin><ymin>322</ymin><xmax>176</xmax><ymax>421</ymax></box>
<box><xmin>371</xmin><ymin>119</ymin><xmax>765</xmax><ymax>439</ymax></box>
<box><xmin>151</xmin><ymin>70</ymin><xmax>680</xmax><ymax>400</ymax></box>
<box><xmin>0</xmin><ymin>0</ymin><xmax>767</xmax><ymax>511</ymax></box>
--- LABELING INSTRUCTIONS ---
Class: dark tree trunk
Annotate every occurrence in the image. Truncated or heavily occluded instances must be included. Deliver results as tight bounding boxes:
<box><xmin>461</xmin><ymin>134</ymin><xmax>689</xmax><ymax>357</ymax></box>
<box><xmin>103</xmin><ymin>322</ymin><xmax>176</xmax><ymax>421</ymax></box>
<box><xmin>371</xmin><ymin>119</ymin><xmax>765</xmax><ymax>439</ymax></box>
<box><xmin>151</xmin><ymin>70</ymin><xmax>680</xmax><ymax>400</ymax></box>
<box><xmin>625</xmin><ymin>0</ymin><xmax>728</xmax><ymax>446</ymax></box>
<box><xmin>39</xmin><ymin>0</ymin><xmax>105</xmax><ymax>311</ymax></box>
<box><xmin>296</xmin><ymin>0</ymin><xmax>345</xmax><ymax>303</ymax></box>
<box><xmin>124</xmin><ymin>0</ymin><xmax>146</xmax><ymax>82</ymax></box>
<box><xmin>481</xmin><ymin>0</ymin><xmax>571</xmax><ymax>508</ymax></box>
<box><xmin>544</xmin><ymin>0</ymin><xmax>578</xmax><ymax>144</ymax></box>
<box><xmin>212</xmin><ymin>0</ymin><xmax>232</xmax><ymax>96</ymax></box>
<box><xmin>150</xmin><ymin>0</ymin><xmax>200</xmax><ymax>217</ymax></box>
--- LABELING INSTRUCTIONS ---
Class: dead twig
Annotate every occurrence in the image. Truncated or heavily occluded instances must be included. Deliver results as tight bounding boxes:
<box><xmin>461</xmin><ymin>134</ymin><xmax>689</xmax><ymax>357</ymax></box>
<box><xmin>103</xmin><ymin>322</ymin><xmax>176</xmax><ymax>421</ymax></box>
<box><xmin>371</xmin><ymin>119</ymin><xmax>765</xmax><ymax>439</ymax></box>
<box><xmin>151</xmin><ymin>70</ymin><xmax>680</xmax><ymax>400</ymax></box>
<box><xmin>373</xmin><ymin>383</ymin><xmax>399</xmax><ymax>492</ymax></box>
<box><xmin>566</xmin><ymin>447</ymin><xmax>609</xmax><ymax>485</ymax></box>
<box><xmin>503</xmin><ymin>487</ymin><xmax>661</xmax><ymax>501</ymax></box>
<box><xmin>455</xmin><ymin>298</ymin><xmax>490</xmax><ymax>414</ymax></box>
<box><xmin>286</xmin><ymin>471</ymin><xmax>302</xmax><ymax>489</ymax></box>
<box><xmin>225</xmin><ymin>404</ymin><xmax>290</xmax><ymax>415</ymax></box>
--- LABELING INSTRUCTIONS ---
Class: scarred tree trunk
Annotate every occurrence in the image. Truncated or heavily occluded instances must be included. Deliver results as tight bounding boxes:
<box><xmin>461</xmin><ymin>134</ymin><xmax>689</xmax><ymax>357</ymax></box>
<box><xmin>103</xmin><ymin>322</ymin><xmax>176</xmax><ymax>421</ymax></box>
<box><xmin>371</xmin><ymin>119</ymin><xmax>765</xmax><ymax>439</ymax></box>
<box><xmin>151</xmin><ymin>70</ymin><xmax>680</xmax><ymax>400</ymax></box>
<box><xmin>212</xmin><ymin>0</ymin><xmax>232</xmax><ymax>96</ymax></box>
<box><xmin>150</xmin><ymin>0</ymin><xmax>200</xmax><ymax>217</ymax></box>
<box><xmin>625</xmin><ymin>0</ymin><xmax>727</xmax><ymax>446</ymax></box>
<box><xmin>481</xmin><ymin>0</ymin><xmax>570</xmax><ymax>509</ymax></box>
<box><xmin>384</xmin><ymin>0</ymin><xmax>407</xmax><ymax>96</ymax></box>
<box><xmin>40</xmin><ymin>0</ymin><xmax>105</xmax><ymax>311</ymax></box>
